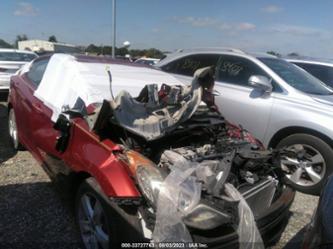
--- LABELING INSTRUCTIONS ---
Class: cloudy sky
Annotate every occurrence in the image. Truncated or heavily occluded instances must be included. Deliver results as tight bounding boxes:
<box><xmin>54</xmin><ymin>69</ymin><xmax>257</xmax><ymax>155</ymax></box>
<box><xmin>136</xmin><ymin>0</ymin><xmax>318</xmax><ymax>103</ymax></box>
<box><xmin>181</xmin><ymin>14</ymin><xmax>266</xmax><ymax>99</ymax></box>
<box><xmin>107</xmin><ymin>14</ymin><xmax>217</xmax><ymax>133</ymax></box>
<box><xmin>1</xmin><ymin>0</ymin><xmax>333</xmax><ymax>58</ymax></box>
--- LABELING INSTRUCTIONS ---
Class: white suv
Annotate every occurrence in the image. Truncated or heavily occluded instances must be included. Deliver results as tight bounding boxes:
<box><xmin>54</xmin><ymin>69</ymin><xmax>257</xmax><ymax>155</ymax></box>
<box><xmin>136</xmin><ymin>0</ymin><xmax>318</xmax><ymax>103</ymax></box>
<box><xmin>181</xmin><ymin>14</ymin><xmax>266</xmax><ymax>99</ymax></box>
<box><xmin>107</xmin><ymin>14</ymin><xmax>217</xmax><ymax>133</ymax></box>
<box><xmin>157</xmin><ymin>48</ymin><xmax>333</xmax><ymax>195</ymax></box>
<box><xmin>0</xmin><ymin>49</ymin><xmax>37</xmax><ymax>92</ymax></box>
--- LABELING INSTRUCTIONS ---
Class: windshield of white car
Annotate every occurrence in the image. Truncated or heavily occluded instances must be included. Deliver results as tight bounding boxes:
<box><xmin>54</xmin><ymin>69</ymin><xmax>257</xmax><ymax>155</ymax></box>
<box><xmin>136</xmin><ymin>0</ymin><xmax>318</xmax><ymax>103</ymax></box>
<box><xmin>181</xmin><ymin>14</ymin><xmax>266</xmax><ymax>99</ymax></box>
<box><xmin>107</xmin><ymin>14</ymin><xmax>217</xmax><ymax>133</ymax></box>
<box><xmin>259</xmin><ymin>58</ymin><xmax>333</xmax><ymax>95</ymax></box>
<box><xmin>292</xmin><ymin>62</ymin><xmax>333</xmax><ymax>89</ymax></box>
<box><xmin>135</xmin><ymin>59</ymin><xmax>155</xmax><ymax>66</ymax></box>
<box><xmin>0</xmin><ymin>52</ymin><xmax>37</xmax><ymax>62</ymax></box>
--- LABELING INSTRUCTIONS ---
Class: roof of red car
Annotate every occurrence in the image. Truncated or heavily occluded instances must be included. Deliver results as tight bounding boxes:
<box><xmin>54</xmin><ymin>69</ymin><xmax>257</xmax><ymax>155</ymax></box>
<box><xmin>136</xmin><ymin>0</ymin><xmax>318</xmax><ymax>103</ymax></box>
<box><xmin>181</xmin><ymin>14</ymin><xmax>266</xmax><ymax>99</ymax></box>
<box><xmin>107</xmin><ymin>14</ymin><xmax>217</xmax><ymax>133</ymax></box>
<box><xmin>36</xmin><ymin>53</ymin><xmax>153</xmax><ymax>69</ymax></box>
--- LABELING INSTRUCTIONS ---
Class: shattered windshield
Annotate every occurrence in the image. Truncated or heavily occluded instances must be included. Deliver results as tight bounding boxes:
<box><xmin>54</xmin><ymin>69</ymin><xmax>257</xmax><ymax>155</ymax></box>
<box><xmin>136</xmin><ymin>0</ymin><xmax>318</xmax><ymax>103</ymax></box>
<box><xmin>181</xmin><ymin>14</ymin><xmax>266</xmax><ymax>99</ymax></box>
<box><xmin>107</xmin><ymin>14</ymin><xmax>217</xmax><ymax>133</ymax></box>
<box><xmin>259</xmin><ymin>58</ymin><xmax>333</xmax><ymax>95</ymax></box>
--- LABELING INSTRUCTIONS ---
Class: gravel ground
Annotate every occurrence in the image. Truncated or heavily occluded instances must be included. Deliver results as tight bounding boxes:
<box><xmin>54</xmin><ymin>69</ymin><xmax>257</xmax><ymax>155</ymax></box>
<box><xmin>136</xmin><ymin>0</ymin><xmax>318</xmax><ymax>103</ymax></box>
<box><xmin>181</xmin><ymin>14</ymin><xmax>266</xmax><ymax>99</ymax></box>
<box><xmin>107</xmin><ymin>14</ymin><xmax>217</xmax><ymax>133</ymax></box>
<box><xmin>0</xmin><ymin>95</ymin><xmax>319</xmax><ymax>249</ymax></box>
<box><xmin>0</xmin><ymin>96</ymin><xmax>82</xmax><ymax>249</ymax></box>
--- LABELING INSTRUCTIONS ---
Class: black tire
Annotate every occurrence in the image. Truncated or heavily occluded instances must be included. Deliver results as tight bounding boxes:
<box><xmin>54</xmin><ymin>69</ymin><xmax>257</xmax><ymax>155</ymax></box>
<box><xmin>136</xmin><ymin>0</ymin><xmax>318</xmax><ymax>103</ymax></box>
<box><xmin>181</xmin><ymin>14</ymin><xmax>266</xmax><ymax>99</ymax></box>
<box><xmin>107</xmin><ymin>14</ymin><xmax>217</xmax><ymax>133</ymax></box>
<box><xmin>75</xmin><ymin>177</ymin><xmax>143</xmax><ymax>249</ymax></box>
<box><xmin>8</xmin><ymin>108</ymin><xmax>21</xmax><ymax>150</ymax></box>
<box><xmin>277</xmin><ymin>134</ymin><xmax>333</xmax><ymax>195</ymax></box>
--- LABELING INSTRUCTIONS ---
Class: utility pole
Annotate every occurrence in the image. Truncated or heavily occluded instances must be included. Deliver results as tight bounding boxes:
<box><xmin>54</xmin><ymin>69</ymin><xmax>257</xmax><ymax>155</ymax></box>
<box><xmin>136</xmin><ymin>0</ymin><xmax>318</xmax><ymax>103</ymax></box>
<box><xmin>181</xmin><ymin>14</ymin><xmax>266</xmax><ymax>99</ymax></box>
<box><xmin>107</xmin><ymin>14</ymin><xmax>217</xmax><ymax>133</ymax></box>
<box><xmin>112</xmin><ymin>0</ymin><xmax>116</xmax><ymax>58</ymax></box>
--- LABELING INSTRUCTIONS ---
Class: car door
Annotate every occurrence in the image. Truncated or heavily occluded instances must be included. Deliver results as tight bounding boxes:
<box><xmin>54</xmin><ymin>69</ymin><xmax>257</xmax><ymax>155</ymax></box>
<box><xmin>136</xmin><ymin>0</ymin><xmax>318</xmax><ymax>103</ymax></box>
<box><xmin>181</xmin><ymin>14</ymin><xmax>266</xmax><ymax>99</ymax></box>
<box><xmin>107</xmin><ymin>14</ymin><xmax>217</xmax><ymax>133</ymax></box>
<box><xmin>214</xmin><ymin>55</ymin><xmax>277</xmax><ymax>142</ymax></box>
<box><xmin>10</xmin><ymin>58</ymin><xmax>49</xmax><ymax>160</ymax></box>
<box><xmin>23</xmin><ymin>57</ymin><xmax>63</xmax><ymax>162</ymax></box>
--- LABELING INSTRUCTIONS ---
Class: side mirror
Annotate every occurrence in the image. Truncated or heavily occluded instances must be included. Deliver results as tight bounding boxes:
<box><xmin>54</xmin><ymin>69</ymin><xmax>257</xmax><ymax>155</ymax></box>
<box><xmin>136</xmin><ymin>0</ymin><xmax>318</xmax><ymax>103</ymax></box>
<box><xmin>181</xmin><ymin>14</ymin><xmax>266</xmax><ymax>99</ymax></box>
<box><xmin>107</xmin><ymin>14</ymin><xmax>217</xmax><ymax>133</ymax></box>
<box><xmin>248</xmin><ymin>75</ymin><xmax>273</xmax><ymax>93</ymax></box>
<box><xmin>54</xmin><ymin>114</ymin><xmax>71</xmax><ymax>153</ymax></box>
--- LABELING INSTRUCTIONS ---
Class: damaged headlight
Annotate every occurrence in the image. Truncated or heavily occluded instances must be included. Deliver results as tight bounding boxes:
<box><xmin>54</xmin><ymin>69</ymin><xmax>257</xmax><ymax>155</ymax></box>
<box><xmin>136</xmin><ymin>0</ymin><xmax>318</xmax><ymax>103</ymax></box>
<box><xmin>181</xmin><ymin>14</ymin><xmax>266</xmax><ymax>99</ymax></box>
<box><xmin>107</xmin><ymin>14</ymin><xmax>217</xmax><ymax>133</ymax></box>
<box><xmin>184</xmin><ymin>203</ymin><xmax>234</xmax><ymax>230</ymax></box>
<box><xmin>136</xmin><ymin>165</ymin><xmax>164</xmax><ymax>206</ymax></box>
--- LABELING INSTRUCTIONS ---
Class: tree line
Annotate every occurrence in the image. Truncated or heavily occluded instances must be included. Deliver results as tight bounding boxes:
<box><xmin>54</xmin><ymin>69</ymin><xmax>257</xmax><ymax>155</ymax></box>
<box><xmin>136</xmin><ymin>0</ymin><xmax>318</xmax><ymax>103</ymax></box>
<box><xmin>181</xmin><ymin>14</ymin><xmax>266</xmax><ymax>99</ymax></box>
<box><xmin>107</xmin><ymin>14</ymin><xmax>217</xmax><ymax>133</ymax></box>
<box><xmin>0</xmin><ymin>35</ymin><xmax>298</xmax><ymax>59</ymax></box>
<box><xmin>85</xmin><ymin>44</ymin><xmax>164</xmax><ymax>58</ymax></box>
<box><xmin>0</xmin><ymin>35</ymin><xmax>165</xmax><ymax>59</ymax></box>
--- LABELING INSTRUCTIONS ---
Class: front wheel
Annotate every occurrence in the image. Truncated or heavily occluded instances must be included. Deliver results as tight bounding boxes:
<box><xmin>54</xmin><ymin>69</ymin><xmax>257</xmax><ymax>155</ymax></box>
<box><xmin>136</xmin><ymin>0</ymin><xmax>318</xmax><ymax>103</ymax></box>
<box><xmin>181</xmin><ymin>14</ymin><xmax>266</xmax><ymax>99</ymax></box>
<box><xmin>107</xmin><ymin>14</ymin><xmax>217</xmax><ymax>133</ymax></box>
<box><xmin>277</xmin><ymin>134</ymin><xmax>333</xmax><ymax>195</ymax></box>
<box><xmin>8</xmin><ymin>108</ymin><xmax>20</xmax><ymax>150</ymax></box>
<box><xmin>75</xmin><ymin>178</ymin><xmax>142</xmax><ymax>249</ymax></box>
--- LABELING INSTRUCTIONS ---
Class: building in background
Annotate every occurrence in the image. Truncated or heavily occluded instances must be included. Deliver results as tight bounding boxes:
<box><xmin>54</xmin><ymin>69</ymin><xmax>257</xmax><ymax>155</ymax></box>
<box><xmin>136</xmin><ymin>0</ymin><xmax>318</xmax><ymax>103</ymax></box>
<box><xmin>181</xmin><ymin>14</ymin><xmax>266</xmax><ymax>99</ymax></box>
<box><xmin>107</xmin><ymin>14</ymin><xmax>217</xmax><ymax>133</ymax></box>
<box><xmin>18</xmin><ymin>40</ymin><xmax>81</xmax><ymax>54</ymax></box>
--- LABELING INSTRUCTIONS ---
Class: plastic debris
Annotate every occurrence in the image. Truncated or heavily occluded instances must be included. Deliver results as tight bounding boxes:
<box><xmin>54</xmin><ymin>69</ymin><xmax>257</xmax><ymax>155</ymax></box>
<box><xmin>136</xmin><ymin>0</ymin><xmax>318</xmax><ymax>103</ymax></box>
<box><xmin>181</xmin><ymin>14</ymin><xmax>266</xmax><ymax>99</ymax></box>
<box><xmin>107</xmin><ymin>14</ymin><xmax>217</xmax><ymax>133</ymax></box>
<box><xmin>152</xmin><ymin>164</ymin><xmax>201</xmax><ymax>243</ymax></box>
<box><xmin>224</xmin><ymin>183</ymin><xmax>264</xmax><ymax>249</ymax></box>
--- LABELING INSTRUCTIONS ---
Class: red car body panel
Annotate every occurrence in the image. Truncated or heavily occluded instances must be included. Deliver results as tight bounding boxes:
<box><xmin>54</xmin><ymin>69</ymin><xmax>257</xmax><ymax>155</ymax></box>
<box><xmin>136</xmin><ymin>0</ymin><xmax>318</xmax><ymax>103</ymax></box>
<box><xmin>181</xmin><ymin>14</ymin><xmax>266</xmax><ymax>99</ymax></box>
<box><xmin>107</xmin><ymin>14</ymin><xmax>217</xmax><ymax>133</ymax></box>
<box><xmin>63</xmin><ymin>119</ymin><xmax>140</xmax><ymax>197</ymax></box>
<box><xmin>9</xmin><ymin>69</ymin><xmax>141</xmax><ymax>198</ymax></box>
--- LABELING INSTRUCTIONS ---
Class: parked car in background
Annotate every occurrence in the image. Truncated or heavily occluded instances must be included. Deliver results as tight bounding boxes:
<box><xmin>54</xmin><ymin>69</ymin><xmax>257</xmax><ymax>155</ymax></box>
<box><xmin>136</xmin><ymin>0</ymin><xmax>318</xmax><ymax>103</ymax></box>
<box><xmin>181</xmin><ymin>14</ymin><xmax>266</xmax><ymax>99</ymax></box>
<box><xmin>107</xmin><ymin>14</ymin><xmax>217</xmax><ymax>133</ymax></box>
<box><xmin>134</xmin><ymin>57</ymin><xmax>160</xmax><ymax>66</ymax></box>
<box><xmin>7</xmin><ymin>54</ymin><xmax>295</xmax><ymax>249</ymax></box>
<box><xmin>286</xmin><ymin>57</ymin><xmax>333</xmax><ymax>89</ymax></box>
<box><xmin>302</xmin><ymin>175</ymin><xmax>333</xmax><ymax>249</ymax></box>
<box><xmin>0</xmin><ymin>49</ymin><xmax>37</xmax><ymax>92</ymax></box>
<box><xmin>157</xmin><ymin>47</ymin><xmax>333</xmax><ymax>195</ymax></box>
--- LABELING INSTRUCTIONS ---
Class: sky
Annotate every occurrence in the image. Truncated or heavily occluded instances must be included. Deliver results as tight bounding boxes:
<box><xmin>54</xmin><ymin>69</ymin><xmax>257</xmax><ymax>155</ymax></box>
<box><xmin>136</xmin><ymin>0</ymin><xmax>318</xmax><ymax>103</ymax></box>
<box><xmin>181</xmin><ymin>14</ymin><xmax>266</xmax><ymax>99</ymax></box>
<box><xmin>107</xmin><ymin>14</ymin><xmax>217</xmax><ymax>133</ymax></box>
<box><xmin>1</xmin><ymin>0</ymin><xmax>333</xmax><ymax>58</ymax></box>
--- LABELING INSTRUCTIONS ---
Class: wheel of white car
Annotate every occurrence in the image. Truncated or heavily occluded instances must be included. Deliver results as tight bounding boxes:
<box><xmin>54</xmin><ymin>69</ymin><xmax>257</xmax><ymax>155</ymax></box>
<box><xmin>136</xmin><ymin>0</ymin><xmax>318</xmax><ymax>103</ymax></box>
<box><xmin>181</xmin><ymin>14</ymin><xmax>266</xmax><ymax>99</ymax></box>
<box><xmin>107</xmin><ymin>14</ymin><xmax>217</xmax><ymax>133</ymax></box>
<box><xmin>8</xmin><ymin>108</ymin><xmax>20</xmax><ymax>150</ymax></box>
<box><xmin>277</xmin><ymin>133</ymin><xmax>333</xmax><ymax>195</ymax></box>
<box><xmin>75</xmin><ymin>178</ymin><xmax>143</xmax><ymax>249</ymax></box>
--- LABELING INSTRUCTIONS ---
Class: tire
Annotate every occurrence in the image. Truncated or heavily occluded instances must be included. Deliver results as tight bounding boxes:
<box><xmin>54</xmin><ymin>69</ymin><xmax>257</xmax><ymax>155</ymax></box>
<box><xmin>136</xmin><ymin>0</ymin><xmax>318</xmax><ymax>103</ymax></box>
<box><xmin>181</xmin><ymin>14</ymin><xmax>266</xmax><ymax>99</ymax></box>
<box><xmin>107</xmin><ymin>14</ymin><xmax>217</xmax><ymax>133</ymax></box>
<box><xmin>277</xmin><ymin>134</ymin><xmax>333</xmax><ymax>195</ymax></box>
<box><xmin>8</xmin><ymin>108</ymin><xmax>21</xmax><ymax>150</ymax></box>
<box><xmin>75</xmin><ymin>177</ymin><xmax>142</xmax><ymax>249</ymax></box>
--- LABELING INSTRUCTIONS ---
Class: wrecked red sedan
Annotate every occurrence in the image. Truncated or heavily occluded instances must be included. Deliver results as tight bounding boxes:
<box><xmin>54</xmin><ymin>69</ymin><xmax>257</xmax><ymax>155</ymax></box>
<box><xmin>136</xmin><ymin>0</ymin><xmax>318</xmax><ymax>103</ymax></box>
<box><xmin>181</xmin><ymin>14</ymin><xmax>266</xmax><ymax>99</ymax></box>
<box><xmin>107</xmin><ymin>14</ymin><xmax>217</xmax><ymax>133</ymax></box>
<box><xmin>8</xmin><ymin>54</ymin><xmax>295</xmax><ymax>249</ymax></box>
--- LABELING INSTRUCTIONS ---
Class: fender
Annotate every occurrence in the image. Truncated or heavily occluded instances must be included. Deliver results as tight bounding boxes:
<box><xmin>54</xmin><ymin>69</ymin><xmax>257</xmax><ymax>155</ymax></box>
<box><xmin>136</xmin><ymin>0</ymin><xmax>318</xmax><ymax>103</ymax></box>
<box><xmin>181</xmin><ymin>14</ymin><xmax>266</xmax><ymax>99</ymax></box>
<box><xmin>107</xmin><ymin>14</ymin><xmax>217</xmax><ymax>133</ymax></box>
<box><xmin>63</xmin><ymin>119</ymin><xmax>141</xmax><ymax>198</ymax></box>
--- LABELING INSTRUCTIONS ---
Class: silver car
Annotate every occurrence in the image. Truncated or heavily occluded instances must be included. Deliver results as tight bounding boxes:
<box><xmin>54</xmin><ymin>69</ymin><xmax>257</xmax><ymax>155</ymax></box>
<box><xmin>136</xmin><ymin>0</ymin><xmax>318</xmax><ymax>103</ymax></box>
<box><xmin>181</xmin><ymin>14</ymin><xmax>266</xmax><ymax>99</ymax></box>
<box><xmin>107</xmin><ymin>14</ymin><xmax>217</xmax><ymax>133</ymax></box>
<box><xmin>286</xmin><ymin>56</ymin><xmax>333</xmax><ymax>89</ymax></box>
<box><xmin>157</xmin><ymin>48</ymin><xmax>333</xmax><ymax>195</ymax></box>
<box><xmin>0</xmin><ymin>49</ymin><xmax>37</xmax><ymax>92</ymax></box>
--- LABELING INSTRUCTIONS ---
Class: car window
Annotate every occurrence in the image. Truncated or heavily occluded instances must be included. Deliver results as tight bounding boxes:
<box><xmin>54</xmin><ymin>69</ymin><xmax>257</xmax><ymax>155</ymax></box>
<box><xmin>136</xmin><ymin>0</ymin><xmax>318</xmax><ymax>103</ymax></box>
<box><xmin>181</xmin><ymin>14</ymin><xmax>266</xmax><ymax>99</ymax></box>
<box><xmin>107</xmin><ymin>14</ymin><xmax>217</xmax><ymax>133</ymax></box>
<box><xmin>216</xmin><ymin>55</ymin><xmax>264</xmax><ymax>85</ymax></box>
<box><xmin>135</xmin><ymin>59</ymin><xmax>156</xmax><ymax>66</ymax></box>
<box><xmin>27</xmin><ymin>58</ymin><xmax>49</xmax><ymax>86</ymax></box>
<box><xmin>259</xmin><ymin>58</ymin><xmax>333</xmax><ymax>95</ymax></box>
<box><xmin>293</xmin><ymin>63</ymin><xmax>333</xmax><ymax>88</ymax></box>
<box><xmin>161</xmin><ymin>54</ymin><xmax>220</xmax><ymax>76</ymax></box>
<box><xmin>0</xmin><ymin>52</ymin><xmax>37</xmax><ymax>62</ymax></box>
<box><xmin>216</xmin><ymin>55</ymin><xmax>283</xmax><ymax>92</ymax></box>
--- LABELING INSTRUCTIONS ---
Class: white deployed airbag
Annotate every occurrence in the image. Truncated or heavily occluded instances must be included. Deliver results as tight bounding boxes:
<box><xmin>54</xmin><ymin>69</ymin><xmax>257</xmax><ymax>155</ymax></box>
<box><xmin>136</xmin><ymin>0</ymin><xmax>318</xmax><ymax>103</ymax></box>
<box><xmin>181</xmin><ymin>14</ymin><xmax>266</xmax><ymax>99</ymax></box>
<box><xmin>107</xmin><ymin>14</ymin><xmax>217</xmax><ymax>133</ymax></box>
<box><xmin>34</xmin><ymin>54</ymin><xmax>183</xmax><ymax>122</ymax></box>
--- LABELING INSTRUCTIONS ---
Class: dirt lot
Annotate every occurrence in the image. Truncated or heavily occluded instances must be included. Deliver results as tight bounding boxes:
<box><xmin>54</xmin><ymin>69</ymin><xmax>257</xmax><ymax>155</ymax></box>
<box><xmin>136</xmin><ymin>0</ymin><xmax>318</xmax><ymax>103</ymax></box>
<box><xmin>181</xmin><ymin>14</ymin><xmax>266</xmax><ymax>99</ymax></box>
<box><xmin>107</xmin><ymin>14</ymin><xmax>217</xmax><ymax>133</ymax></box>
<box><xmin>0</xmin><ymin>95</ymin><xmax>319</xmax><ymax>249</ymax></box>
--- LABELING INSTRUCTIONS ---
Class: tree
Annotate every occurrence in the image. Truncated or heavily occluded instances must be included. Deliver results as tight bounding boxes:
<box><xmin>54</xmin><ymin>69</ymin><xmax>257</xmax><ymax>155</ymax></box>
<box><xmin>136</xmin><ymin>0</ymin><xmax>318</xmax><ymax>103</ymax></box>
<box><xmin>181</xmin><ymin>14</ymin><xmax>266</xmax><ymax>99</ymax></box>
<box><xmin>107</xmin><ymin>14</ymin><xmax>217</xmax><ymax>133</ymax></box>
<box><xmin>48</xmin><ymin>35</ymin><xmax>57</xmax><ymax>43</ymax></box>
<box><xmin>85</xmin><ymin>44</ymin><xmax>101</xmax><ymax>54</ymax></box>
<box><xmin>144</xmin><ymin>48</ymin><xmax>164</xmax><ymax>59</ymax></box>
<box><xmin>129</xmin><ymin>49</ymin><xmax>146</xmax><ymax>58</ymax></box>
<box><xmin>0</xmin><ymin>39</ymin><xmax>12</xmax><ymax>48</ymax></box>
<box><xmin>116</xmin><ymin>47</ymin><xmax>129</xmax><ymax>56</ymax></box>
<box><xmin>288</xmin><ymin>52</ymin><xmax>300</xmax><ymax>57</ymax></box>
<box><xmin>15</xmin><ymin>34</ymin><xmax>28</xmax><ymax>48</ymax></box>
<box><xmin>84</xmin><ymin>44</ymin><xmax>165</xmax><ymax>58</ymax></box>
<box><xmin>267</xmin><ymin>51</ymin><xmax>281</xmax><ymax>57</ymax></box>
<box><xmin>129</xmin><ymin>48</ymin><xmax>164</xmax><ymax>59</ymax></box>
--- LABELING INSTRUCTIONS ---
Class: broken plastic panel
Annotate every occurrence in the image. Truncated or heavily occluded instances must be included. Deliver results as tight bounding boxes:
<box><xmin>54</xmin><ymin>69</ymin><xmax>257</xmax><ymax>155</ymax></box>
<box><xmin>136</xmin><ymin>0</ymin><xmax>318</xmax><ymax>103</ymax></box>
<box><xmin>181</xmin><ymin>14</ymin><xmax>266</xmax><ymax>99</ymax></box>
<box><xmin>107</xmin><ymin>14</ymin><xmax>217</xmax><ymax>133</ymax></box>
<box><xmin>224</xmin><ymin>183</ymin><xmax>264</xmax><ymax>249</ymax></box>
<box><xmin>152</xmin><ymin>166</ymin><xmax>201</xmax><ymax>243</ymax></box>
<box><xmin>152</xmin><ymin>149</ymin><xmax>235</xmax><ymax>242</ymax></box>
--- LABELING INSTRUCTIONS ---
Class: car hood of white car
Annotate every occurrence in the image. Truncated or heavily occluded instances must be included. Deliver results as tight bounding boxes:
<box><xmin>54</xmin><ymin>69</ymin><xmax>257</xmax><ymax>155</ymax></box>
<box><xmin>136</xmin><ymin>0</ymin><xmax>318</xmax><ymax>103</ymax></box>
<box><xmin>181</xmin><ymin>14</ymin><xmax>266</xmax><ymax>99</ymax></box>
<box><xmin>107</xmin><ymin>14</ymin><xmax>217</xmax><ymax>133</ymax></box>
<box><xmin>310</xmin><ymin>94</ymin><xmax>333</xmax><ymax>106</ymax></box>
<box><xmin>34</xmin><ymin>53</ymin><xmax>184</xmax><ymax>122</ymax></box>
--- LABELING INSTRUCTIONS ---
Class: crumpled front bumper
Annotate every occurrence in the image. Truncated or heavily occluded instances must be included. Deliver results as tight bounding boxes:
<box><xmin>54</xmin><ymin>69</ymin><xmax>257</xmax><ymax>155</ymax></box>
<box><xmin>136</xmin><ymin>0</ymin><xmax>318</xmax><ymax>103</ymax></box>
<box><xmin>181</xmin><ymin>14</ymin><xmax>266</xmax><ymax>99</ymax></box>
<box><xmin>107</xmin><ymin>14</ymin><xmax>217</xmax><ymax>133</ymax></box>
<box><xmin>190</xmin><ymin>187</ymin><xmax>295</xmax><ymax>248</ymax></box>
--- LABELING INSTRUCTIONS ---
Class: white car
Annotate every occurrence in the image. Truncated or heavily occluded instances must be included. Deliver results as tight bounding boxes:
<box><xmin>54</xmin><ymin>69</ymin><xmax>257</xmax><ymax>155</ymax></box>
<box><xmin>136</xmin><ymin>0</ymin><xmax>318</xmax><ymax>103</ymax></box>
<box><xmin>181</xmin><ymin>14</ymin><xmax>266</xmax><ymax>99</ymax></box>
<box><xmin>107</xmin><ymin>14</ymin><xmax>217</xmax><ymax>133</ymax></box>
<box><xmin>0</xmin><ymin>49</ymin><xmax>37</xmax><ymax>92</ymax></box>
<box><xmin>286</xmin><ymin>57</ymin><xmax>333</xmax><ymax>89</ymax></box>
<box><xmin>157</xmin><ymin>47</ymin><xmax>333</xmax><ymax>195</ymax></box>
<box><xmin>134</xmin><ymin>57</ymin><xmax>160</xmax><ymax>66</ymax></box>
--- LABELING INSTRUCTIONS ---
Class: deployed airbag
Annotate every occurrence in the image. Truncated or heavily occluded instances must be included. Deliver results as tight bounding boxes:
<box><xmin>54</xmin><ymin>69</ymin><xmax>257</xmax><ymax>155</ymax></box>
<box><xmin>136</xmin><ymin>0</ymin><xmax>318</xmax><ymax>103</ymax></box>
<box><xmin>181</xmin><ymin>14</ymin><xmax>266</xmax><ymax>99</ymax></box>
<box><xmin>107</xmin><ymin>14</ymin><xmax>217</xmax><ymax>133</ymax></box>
<box><xmin>34</xmin><ymin>54</ymin><xmax>183</xmax><ymax>122</ymax></box>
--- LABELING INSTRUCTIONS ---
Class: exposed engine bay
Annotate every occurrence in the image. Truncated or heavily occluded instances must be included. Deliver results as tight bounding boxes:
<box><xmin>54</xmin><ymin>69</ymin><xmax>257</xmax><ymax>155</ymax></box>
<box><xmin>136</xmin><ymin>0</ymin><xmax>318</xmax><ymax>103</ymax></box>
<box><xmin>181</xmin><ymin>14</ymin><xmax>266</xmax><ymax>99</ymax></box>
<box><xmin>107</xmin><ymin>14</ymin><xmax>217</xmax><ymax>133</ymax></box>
<box><xmin>90</xmin><ymin>67</ymin><xmax>293</xmax><ymax>246</ymax></box>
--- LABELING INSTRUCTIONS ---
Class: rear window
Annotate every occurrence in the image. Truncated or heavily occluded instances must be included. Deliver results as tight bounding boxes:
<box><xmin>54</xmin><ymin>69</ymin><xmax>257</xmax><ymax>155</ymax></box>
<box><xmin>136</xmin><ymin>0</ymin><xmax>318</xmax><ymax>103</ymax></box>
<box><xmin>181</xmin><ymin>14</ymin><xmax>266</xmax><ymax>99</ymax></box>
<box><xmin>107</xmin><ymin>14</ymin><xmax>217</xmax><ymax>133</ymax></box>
<box><xmin>0</xmin><ymin>52</ymin><xmax>37</xmax><ymax>62</ymax></box>
<box><xmin>27</xmin><ymin>58</ymin><xmax>50</xmax><ymax>86</ymax></box>
<box><xmin>161</xmin><ymin>54</ymin><xmax>220</xmax><ymax>76</ymax></box>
